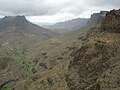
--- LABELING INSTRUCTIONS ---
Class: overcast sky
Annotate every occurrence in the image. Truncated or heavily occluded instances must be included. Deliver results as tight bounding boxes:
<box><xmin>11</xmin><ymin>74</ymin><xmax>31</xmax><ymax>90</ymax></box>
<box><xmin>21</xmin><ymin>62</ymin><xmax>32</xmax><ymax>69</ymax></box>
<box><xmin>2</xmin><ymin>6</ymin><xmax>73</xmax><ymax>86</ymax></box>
<box><xmin>0</xmin><ymin>0</ymin><xmax>120</xmax><ymax>25</ymax></box>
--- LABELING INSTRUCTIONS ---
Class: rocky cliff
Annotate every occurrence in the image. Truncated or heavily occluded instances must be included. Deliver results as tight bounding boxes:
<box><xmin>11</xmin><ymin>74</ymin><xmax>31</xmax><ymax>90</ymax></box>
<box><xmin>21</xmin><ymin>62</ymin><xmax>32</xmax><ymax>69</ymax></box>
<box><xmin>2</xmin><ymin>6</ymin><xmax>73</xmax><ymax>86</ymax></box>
<box><xmin>101</xmin><ymin>9</ymin><xmax>120</xmax><ymax>33</ymax></box>
<box><xmin>87</xmin><ymin>11</ymin><xmax>108</xmax><ymax>26</ymax></box>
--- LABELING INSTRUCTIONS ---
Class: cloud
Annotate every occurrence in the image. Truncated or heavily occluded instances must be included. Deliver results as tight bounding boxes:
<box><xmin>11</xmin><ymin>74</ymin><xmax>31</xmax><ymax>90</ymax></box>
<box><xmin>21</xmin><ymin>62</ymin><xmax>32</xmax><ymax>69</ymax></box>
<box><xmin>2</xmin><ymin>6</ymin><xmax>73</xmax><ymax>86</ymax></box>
<box><xmin>0</xmin><ymin>0</ymin><xmax>119</xmax><ymax>24</ymax></box>
<box><xmin>0</xmin><ymin>0</ymin><xmax>74</xmax><ymax>16</ymax></box>
<box><xmin>0</xmin><ymin>0</ymin><xmax>52</xmax><ymax>16</ymax></box>
<box><xmin>0</xmin><ymin>0</ymin><xmax>119</xmax><ymax>16</ymax></box>
<box><xmin>87</xmin><ymin>0</ymin><xmax>120</xmax><ymax>7</ymax></box>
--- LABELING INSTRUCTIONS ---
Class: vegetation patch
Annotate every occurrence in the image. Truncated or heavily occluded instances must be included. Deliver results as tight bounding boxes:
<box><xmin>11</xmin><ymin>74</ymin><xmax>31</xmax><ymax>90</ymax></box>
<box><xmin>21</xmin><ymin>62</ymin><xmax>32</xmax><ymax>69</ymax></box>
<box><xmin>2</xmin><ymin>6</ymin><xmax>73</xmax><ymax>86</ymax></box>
<box><xmin>1</xmin><ymin>81</ymin><xmax>15</xmax><ymax>90</ymax></box>
<box><xmin>9</xmin><ymin>48</ymin><xmax>35</xmax><ymax>78</ymax></box>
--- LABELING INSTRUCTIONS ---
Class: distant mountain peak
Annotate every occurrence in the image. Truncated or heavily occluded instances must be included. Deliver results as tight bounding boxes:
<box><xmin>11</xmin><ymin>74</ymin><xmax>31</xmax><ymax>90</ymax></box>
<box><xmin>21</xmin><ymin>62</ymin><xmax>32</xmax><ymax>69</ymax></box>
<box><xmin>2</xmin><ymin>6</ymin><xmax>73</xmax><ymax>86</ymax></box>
<box><xmin>14</xmin><ymin>15</ymin><xmax>27</xmax><ymax>21</ymax></box>
<box><xmin>0</xmin><ymin>15</ymin><xmax>58</xmax><ymax>48</ymax></box>
<box><xmin>2</xmin><ymin>15</ymin><xmax>27</xmax><ymax>23</ymax></box>
<box><xmin>0</xmin><ymin>15</ymin><xmax>28</xmax><ymax>29</ymax></box>
<box><xmin>3</xmin><ymin>15</ymin><xmax>26</xmax><ymax>19</ymax></box>
<box><xmin>14</xmin><ymin>15</ymin><xmax>28</xmax><ymax>26</ymax></box>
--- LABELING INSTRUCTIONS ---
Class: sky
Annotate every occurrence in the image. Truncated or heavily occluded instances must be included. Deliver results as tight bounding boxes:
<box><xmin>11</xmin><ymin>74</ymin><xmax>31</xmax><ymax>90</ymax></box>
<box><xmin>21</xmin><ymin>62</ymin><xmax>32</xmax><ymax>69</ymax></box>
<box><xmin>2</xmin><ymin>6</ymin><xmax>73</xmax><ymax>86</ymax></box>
<box><xmin>0</xmin><ymin>0</ymin><xmax>120</xmax><ymax>25</ymax></box>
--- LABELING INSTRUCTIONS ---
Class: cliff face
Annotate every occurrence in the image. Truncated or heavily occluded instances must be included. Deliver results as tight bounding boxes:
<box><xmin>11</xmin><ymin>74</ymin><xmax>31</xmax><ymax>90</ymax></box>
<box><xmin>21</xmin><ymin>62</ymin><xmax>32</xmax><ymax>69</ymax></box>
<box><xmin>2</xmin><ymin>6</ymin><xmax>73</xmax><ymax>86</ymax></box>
<box><xmin>101</xmin><ymin>9</ymin><xmax>120</xmax><ymax>33</ymax></box>
<box><xmin>87</xmin><ymin>11</ymin><xmax>108</xmax><ymax>26</ymax></box>
<box><xmin>66</xmin><ymin>9</ymin><xmax>120</xmax><ymax>90</ymax></box>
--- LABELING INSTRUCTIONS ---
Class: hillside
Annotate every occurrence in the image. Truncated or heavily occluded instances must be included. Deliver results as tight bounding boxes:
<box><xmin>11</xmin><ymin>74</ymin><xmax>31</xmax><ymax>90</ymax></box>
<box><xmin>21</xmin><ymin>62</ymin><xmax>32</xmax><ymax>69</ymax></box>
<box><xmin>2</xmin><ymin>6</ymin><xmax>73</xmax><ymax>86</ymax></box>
<box><xmin>0</xmin><ymin>16</ymin><xmax>58</xmax><ymax>48</ymax></box>
<box><xmin>44</xmin><ymin>18</ymin><xmax>88</xmax><ymax>33</ymax></box>
<box><xmin>67</xmin><ymin>9</ymin><xmax>120</xmax><ymax>90</ymax></box>
<box><xmin>0</xmin><ymin>22</ymin><xmax>90</xmax><ymax>90</ymax></box>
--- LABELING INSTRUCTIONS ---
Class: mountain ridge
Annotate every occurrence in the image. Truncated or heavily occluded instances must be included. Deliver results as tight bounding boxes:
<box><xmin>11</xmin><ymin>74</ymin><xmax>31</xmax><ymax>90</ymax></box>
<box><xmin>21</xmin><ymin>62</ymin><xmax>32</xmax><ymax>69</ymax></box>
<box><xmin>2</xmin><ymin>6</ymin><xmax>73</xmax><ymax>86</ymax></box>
<box><xmin>43</xmin><ymin>18</ymin><xmax>89</xmax><ymax>33</ymax></box>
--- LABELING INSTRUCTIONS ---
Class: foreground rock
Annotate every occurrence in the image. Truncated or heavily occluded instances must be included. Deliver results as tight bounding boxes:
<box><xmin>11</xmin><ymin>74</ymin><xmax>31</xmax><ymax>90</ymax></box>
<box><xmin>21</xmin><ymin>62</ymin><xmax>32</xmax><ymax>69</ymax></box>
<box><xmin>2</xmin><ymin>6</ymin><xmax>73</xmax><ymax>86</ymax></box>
<box><xmin>101</xmin><ymin>9</ymin><xmax>120</xmax><ymax>33</ymax></box>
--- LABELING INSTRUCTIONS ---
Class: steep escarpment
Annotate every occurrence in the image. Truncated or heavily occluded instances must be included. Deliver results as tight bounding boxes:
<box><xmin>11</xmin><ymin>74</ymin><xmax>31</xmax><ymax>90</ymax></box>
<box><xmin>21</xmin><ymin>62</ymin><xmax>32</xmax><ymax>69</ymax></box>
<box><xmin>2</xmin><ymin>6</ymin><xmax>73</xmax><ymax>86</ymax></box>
<box><xmin>101</xmin><ymin>9</ymin><xmax>120</xmax><ymax>33</ymax></box>
<box><xmin>87</xmin><ymin>11</ymin><xmax>108</xmax><ymax>26</ymax></box>
<box><xmin>66</xmin><ymin>9</ymin><xmax>120</xmax><ymax>90</ymax></box>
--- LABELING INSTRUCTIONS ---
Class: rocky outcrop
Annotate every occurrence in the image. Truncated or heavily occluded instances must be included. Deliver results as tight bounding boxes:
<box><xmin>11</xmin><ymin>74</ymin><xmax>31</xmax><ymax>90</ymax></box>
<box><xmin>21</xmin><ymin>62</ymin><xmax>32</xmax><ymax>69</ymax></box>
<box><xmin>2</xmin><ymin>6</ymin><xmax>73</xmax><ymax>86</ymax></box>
<box><xmin>66</xmin><ymin>38</ymin><xmax>120</xmax><ymax>90</ymax></box>
<box><xmin>101</xmin><ymin>9</ymin><xmax>120</xmax><ymax>33</ymax></box>
<box><xmin>87</xmin><ymin>11</ymin><xmax>108</xmax><ymax>26</ymax></box>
